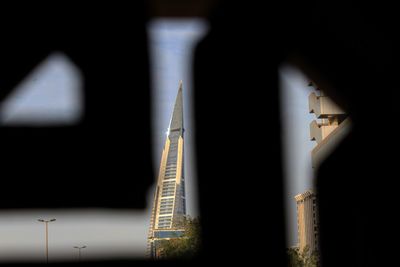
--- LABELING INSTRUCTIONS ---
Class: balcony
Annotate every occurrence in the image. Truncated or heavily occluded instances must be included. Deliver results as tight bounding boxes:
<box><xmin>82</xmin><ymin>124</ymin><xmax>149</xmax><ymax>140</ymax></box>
<box><xmin>310</xmin><ymin>120</ymin><xmax>338</xmax><ymax>144</ymax></box>
<box><xmin>311</xmin><ymin>118</ymin><xmax>351</xmax><ymax>169</ymax></box>
<box><xmin>309</xmin><ymin>92</ymin><xmax>344</xmax><ymax>118</ymax></box>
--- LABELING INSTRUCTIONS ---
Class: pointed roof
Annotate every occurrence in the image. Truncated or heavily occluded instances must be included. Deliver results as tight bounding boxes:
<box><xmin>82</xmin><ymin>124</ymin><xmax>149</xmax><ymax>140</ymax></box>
<box><xmin>168</xmin><ymin>81</ymin><xmax>184</xmax><ymax>133</ymax></box>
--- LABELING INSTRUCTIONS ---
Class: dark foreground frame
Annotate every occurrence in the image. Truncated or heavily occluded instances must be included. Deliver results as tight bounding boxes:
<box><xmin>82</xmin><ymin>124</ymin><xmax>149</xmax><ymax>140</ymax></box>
<box><xmin>0</xmin><ymin>1</ymin><xmax>399</xmax><ymax>266</ymax></box>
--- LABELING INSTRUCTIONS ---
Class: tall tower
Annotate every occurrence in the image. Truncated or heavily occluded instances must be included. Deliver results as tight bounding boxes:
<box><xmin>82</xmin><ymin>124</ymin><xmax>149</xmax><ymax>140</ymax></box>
<box><xmin>147</xmin><ymin>81</ymin><xmax>186</xmax><ymax>258</ymax></box>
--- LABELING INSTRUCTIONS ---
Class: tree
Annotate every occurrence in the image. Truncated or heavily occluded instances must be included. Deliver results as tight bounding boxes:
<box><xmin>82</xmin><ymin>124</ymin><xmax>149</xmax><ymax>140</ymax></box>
<box><xmin>158</xmin><ymin>216</ymin><xmax>201</xmax><ymax>259</ymax></box>
<box><xmin>287</xmin><ymin>247</ymin><xmax>304</xmax><ymax>267</ymax></box>
<box><xmin>287</xmin><ymin>246</ymin><xmax>320</xmax><ymax>267</ymax></box>
<box><xmin>304</xmin><ymin>250</ymin><xmax>319</xmax><ymax>267</ymax></box>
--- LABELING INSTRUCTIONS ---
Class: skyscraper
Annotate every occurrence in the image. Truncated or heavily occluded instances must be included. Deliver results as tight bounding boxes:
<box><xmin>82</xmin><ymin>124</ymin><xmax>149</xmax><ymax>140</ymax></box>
<box><xmin>147</xmin><ymin>81</ymin><xmax>186</xmax><ymax>258</ymax></box>
<box><xmin>295</xmin><ymin>190</ymin><xmax>318</xmax><ymax>253</ymax></box>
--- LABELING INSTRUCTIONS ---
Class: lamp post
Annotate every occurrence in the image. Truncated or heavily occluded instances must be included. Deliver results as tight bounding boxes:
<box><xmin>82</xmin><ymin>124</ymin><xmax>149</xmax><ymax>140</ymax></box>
<box><xmin>73</xmin><ymin>246</ymin><xmax>87</xmax><ymax>262</ymax></box>
<box><xmin>38</xmin><ymin>218</ymin><xmax>56</xmax><ymax>264</ymax></box>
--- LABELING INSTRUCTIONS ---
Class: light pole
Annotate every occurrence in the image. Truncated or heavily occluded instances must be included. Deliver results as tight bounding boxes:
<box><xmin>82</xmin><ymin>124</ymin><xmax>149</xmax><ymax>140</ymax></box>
<box><xmin>38</xmin><ymin>218</ymin><xmax>56</xmax><ymax>264</ymax></box>
<box><xmin>73</xmin><ymin>246</ymin><xmax>87</xmax><ymax>262</ymax></box>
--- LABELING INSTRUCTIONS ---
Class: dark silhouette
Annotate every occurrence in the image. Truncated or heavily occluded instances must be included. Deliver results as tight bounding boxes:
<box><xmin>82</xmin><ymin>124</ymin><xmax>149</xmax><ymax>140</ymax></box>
<box><xmin>1</xmin><ymin>1</ymin><xmax>398</xmax><ymax>266</ymax></box>
<box><xmin>0</xmin><ymin>2</ymin><xmax>152</xmax><ymax>209</ymax></box>
<box><xmin>194</xmin><ymin>1</ymin><xmax>400</xmax><ymax>267</ymax></box>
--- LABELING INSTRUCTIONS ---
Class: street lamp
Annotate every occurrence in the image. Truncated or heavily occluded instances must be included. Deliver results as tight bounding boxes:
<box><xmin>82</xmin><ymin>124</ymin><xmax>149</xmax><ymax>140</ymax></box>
<box><xmin>38</xmin><ymin>218</ymin><xmax>56</xmax><ymax>264</ymax></box>
<box><xmin>73</xmin><ymin>246</ymin><xmax>87</xmax><ymax>261</ymax></box>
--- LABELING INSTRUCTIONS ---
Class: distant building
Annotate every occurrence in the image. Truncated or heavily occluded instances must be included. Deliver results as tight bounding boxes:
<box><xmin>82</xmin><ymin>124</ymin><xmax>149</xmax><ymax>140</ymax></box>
<box><xmin>147</xmin><ymin>81</ymin><xmax>186</xmax><ymax>259</ymax></box>
<box><xmin>295</xmin><ymin>190</ymin><xmax>318</xmax><ymax>253</ymax></box>
<box><xmin>308</xmin><ymin>86</ymin><xmax>350</xmax><ymax>169</ymax></box>
<box><xmin>295</xmin><ymin>83</ymin><xmax>350</xmax><ymax>255</ymax></box>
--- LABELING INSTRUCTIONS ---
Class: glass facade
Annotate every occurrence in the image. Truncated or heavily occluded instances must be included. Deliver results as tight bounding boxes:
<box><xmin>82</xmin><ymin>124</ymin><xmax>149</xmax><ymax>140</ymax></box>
<box><xmin>154</xmin><ymin>230</ymin><xmax>185</xmax><ymax>239</ymax></box>
<box><xmin>156</xmin><ymin>129</ymin><xmax>183</xmax><ymax>229</ymax></box>
<box><xmin>158</xmin><ymin>215</ymin><xmax>173</xmax><ymax>228</ymax></box>
<box><xmin>148</xmin><ymin>84</ymin><xmax>186</xmax><ymax>258</ymax></box>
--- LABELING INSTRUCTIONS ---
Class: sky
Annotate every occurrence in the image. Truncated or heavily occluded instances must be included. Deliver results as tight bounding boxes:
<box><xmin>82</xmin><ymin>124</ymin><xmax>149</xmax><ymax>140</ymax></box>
<box><xmin>0</xmin><ymin>53</ymin><xmax>83</xmax><ymax>125</ymax></box>
<box><xmin>0</xmin><ymin>18</ymin><xmax>318</xmax><ymax>261</ymax></box>
<box><xmin>279</xmin><ymin>65</ymin><xmax>317</xmax><ymax>247</ymax></box>
<box><xmin>148</xmin><ymin>19</ymin><xmax>209</xmax><ymax>218</ymax></box>
<box><xmin>0</xmin><ymin>19</ymin><xmax>208</xmax><ymax>263</ymax></box>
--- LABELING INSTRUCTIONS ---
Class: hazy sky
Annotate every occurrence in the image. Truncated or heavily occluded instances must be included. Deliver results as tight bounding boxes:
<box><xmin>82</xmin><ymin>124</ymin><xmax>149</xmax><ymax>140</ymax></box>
<box><xmin>280</xmin><ymin>65</ymin><xmax>316</xmax><ymax>247</ymax></box>
<box><xmin>0</xmin><ymin>19</ymin><xmax>208</xmax><ymax>263</ymax></box>
<box><xmin>0</xmin><ymin>53</ymin><xmax>83</xmax><ymax>125</ymax></box>
<box><xmin>148</xmin><ymin>18</ymin><xmax>209</xmax><ymax>218</ymax></box>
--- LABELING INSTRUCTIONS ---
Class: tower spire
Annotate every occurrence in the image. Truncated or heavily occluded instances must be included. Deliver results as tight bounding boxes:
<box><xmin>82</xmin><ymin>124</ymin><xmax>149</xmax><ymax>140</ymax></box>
<box><xmin>168</xmin><ymin>81</ymin><xmax>184</xmax><ymax>133</ymax></box>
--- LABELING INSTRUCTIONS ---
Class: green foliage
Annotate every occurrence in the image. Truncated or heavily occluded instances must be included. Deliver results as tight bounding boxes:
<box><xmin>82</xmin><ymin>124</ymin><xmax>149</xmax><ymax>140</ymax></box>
<box><xmin>287</xmin><ymin>247</ymin><xmax>303</xmax><ymax>267</ymax></box>
<box><xmin>287</xmin><ymin>246</ymin><xmax>320</xmax><ymax>267</ymax></box>
<box><xmin>159</xmin><ymin>216</ymin><xmax>201</xmax><ymax>259</ymax></box>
